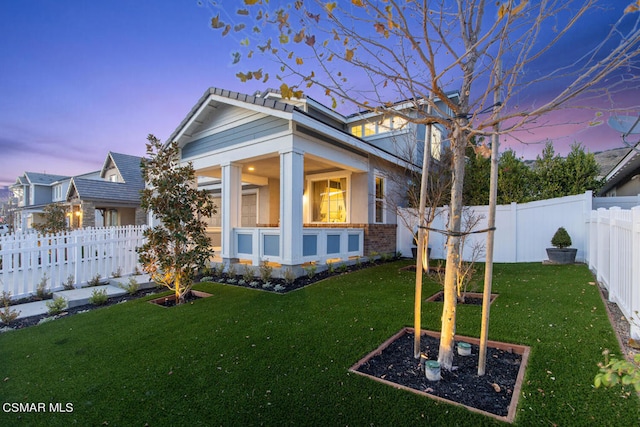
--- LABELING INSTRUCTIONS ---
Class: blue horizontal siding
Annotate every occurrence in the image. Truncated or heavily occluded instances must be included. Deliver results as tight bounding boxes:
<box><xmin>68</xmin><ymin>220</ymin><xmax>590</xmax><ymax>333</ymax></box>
<box><xmin>182</xmin><ymin>116</ymin><xmax>289</xmax><ymax>159</ymax></box>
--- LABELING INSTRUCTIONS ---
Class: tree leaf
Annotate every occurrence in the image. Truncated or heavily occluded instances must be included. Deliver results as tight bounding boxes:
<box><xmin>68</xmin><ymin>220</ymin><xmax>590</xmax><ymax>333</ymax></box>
<box><xmin>296</xmin><ymin>57</ymin><xmax>304</xmax><ymax>65</ymax></box>
<box><xmin>325</xmin><ymin>2</ymin><xmax>337</xmax><ymax>14</ymax></box>
<box><xmin>294</xmin><ymin>29</ymin><xmax>305</xmax><ymax>43</ymax></box>
<box><xmin>345</xmin><ymin>48</ymin><xmax>355</xmax><ymax>62</ymax></box>
<box><xmin>352</xmin><ymin>0</ymin><xmax>364</xmax><ymax>6</ymax></box>
<box><xmin>237</xmin><ymin>9</ymin><xmax>250</xmax><ymax>16</ymax></box>
<box><xmin>211</xmin><ymin>14</ymin><xmax>225</xmax><ymax>29</ymax></box>
<box><xmin>305</xmin><ymin>35</ymin><xmax>316</xmax><ymax>46</ymax></box>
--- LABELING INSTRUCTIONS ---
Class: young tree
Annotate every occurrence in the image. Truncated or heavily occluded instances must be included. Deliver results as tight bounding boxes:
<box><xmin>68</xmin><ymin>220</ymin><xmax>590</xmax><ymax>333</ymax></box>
<box><xmin>207</xmin><ymin>1</ymin><xmax>640</xmax><ymax>369</ymax></box>
<box><xmin>33</xmin><ymin>203</ymin><xmax>68</xmax><ymax>235</ymax></box>
<box><xmin>137</xmin><ymin>135</ymin><xmax>217</xmax><ymax>304</ymax></box>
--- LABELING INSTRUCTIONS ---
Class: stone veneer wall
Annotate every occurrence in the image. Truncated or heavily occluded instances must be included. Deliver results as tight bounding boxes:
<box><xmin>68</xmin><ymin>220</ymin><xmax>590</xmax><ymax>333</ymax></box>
<box><xmin>81</xmin><ymin>202</ymin><xmax>96</xmax><ymax>228</ymax></box>
<box><xmin>302</xmin><ymin>223</ymin><xmax>397</xmax><ymax>257</ymax></box>
<box><xmin>135</xmin><ymin>207</ymin><xmax>147</xmax><ymax>225</ymax></box>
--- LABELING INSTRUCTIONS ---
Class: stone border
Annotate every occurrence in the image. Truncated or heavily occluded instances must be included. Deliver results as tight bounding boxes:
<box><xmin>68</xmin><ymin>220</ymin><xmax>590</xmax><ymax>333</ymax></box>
<box><xmin>349</xmin><ymin>327</ymin><xmax>530</xmax><ymax>424</ymax></box>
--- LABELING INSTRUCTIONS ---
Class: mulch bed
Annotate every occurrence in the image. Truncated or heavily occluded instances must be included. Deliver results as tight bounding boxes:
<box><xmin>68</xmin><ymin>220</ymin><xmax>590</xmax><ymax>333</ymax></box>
<box><xmin>352</xmin><ymin>328</ymin><xmax>528</xmax><ymax>422</ymax></box>
<box><xmin>0</xmin><ymin>288</ymin><xmax>162</xmax><ymax>332</ymax></box>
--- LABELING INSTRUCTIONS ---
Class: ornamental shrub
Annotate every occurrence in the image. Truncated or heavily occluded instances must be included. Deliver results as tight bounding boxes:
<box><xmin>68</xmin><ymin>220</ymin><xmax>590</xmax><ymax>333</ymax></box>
<box><xmin>551</xmin><ymin>227</ymin><xmax>572</xmax><ymax>248</ymax></box>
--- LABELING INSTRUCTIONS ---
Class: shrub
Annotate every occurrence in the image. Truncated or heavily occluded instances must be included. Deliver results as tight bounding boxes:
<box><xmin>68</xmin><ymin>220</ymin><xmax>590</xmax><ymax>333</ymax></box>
<box><xmin>88</xmin><ymin>274</ymin><xmax>102</xmax><ymax>287</ymax></box>
<box><xmin>46</xmin><ymin>297</ymin><xmax>67</xmax><ymax>315</ymax></box>
<box><xmin>242</xmin><ymin>265</ymin><xmax>254</xmax><ymax>282</ymax></box>
<box><xmin>89</xmin><ymin>289</ymin><xmax>109</xmax><ymax>306</ymax></box>
<box><xmin>0</xmin><ymin>291</ymin><xmax>20</xmax><ymax>325</ymax></box>
<box><xmin>304</xmin><ymin>264</ymin><xmax>317</xmax><ymax>279</ymax></box>
<box><xmin>259</xmin><ymin>261</ymin><xmax>273</xmax><ymax>282</ymax></box>
<box><xmin>226</xmin><ymin>263</ymin><xmax>237</xmax><ymax>278</ymax></box>
<box><xmin>63</xmin><ymin>275</ymin><xmax>75</xmax><ymax>290</ymax></box>
<box><xmin>274</xmin><ymin>284</ymin><xmax>285</xmax><ymax>292</ymax></box>
<box><xmin>282</xmin><ymin>267</ymin><xmax>295</xmax><ymax>285</ymax></box>
<box><xmin>36</xmin><ymin>274</ymin><xmax>51</xmax><ymax>300</ymax></box>
<box><xmin>213</xmin><ymin>263</ymin><xmax>225</xmax><ymax>277</ymax></box>
<box><xmin>200</xmin><ymin>276</ymin><xmax>214</xmax><ymax>283</ymax></box>
<box><xmin>119</xmin><ymin>277</ymin><xmax>140</xmax><ymax>294</ymax></box>
<box><xmin>337</xmin><ymin>263</ymin><xmax>348</xmax><ymax>273</ymax></box>
<box><xmin>595</xmin><ymin>349</ymin><xmax>640</xmax><ymax>392</ymax></box>
<box><xmin>551</xmin><ymin>227</ymin><xmax>572</xmax><ymax>248</ymax></box>
<box><xmin>112</xmin><ymin>267</ymin><xmax>123</xmax><ymax>278</ymax></box>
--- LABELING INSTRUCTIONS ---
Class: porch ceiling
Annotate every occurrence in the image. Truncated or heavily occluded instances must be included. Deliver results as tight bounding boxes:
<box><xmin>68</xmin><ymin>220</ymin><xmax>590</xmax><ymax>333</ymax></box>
<box><xmin>196</xmin><ymin>154</ymin><xmax>344</xmax><ymax>181</ymax></box>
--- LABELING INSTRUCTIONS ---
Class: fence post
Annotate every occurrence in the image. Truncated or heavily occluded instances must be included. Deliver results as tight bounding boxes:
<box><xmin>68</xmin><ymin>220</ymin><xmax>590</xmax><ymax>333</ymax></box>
<box><xmin>631</xmin><ymin>206</ymin><xmax>640</xmax><ymax>340</ymax></box>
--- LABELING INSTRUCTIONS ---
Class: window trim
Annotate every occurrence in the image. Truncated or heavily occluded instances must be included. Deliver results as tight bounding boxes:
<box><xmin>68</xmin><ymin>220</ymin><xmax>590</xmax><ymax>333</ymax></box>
<box><xmin>306</xmin><ymin>171</ymin><xmax>351</xmax><ymax>224</ymax></box>
<box><xmin>374</xmin><ymin>172</ymin><xmax>386</xmax><ymax>224</ymax></box>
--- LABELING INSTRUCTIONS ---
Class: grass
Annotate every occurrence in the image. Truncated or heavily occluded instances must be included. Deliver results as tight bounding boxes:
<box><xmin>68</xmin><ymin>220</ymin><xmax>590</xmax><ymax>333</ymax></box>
<box><xmin>0</xmin><ymin>261</ymin><xmax>638</xmax><ymax>426</ymax></box>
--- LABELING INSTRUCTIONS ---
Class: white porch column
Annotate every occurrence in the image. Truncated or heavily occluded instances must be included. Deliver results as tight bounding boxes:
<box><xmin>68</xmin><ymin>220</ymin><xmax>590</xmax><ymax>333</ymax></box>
<box><xmin>221</xmin><ymin>162</ymin><xmax>242</xmax><ymax>262</ymax></box>
<box><xmin>280</xmin><ymin>149</ymin><xmax>304</xmax><ymax>266</ymax></box>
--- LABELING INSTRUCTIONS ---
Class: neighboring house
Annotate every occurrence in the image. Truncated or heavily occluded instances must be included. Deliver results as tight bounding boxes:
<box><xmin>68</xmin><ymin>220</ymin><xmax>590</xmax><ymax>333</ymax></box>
<box><xmin>168</xmin><ymin>87</ymin><xmax>455</xmax><ymax>274</ymax></box>
<box><xmin>10</xmin><ymin>172</ymin><xmax>70</xmax><ymax>231</ymax></box>
<box><xmin>66</xmin><ymin>152</ymin><xmax>146</xmax><ymax>228</ymax></box>
<box><xmin>599</xmin><ymin>142</ymin><xmax>640</xmax><ymax>199</ymax></box>
<box><xmin>9</xmin><ymin>152</ymin><xmax>146</xmax><ymax>231</ymax></box>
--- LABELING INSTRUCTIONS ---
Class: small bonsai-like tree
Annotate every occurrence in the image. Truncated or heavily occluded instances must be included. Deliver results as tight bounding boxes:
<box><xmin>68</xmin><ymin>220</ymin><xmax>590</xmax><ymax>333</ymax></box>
<box><xmin>551</xmin><ymin>227</ymin><xmax>572</xmax><ymax>249</ymax></box>
<box><xmin>137</xmin><ymin>135</ymin><xmax>217</xmax><ymax>304</ymax></box>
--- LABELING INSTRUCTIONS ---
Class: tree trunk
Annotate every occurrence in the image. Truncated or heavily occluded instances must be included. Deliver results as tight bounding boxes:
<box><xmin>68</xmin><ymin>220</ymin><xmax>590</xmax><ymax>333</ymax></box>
<box><xmin>438</xmin><ymin>125</ymin><xmax>467</xmax><ymax>370</ymax></box>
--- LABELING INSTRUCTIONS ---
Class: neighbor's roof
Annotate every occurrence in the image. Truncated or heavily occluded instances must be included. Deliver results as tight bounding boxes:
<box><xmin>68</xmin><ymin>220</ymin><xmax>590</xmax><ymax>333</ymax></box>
<box><xmin>23</xmin><ymin>172</ymin><xmax>69</xmax><ymax>185</ymax></box>
<box><xmin>600</xmin><ymin>143</ymin><xmax>640</xmax><ymax>194</ymax></box>
<box><xmin>68</xmin><ymin>152</ymin><xmax>143</xmax><ymax>203</ymax></box>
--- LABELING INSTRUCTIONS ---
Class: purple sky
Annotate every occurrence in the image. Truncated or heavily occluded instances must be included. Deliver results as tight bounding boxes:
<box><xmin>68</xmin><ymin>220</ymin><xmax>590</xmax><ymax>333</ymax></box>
<box><xmin>1</xmin><ymin>1</ymin><xmax>638</xmax><ymax>188</ymax></box>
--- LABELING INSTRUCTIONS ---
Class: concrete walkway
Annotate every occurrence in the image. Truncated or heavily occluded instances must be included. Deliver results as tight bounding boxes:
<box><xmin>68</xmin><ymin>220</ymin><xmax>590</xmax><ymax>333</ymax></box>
<box><xmin>12</xmin><ymin>275</ymin><xmax>155</xmax><ymax>319</ymax></box>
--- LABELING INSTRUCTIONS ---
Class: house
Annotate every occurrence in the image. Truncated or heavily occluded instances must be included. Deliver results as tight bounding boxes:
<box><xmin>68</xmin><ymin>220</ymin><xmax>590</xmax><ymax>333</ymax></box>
<box><xmin>9</xmin><ymin>152</ymin><xmax>146</xmax><ymax>231</ymax></box>
<box><xmin>10</xmin><ymin>172</ymin><xmax>70</xmax><ymax>231</ymax></box>
<box><xmin>168</xmin><ymin>87</ymin><xmax>456</xmax><ymax>274</ymax></box>
<box><xmin>599</xmin><ymin>142</ymin><xmax>640</xmax><ymax>201</ymax></box>
<box><xmin>66</xmin><ymin>152</ymin><xmax>146</xmax><ymax>228</ymax></box>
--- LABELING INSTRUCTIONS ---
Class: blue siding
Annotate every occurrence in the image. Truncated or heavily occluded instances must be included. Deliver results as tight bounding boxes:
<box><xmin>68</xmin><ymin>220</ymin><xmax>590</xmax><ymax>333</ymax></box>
<box><xmin>182</xmin><ymin>116</ymin><xmax>289</xmax><ymax>158</ymax></box>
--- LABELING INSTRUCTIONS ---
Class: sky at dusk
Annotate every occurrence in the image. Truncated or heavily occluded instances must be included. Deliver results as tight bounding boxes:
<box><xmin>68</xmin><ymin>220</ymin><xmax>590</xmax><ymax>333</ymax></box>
<box><xmin>1</xmin><ymin>1</ymin><xmax>639</xmax><ymax>188</ymax></box>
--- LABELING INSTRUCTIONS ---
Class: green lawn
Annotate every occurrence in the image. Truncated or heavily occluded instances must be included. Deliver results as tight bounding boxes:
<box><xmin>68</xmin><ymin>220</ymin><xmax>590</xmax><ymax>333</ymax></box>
<box><xmin>1</xmin><ymin>261</ymin><xmax>637</xmax><ymax>426</ymax></box>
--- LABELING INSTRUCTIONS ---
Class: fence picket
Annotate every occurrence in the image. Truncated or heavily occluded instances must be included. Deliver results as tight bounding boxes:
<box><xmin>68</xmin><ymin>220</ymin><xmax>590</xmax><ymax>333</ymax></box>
<box><xmin>0</xmin><ymin>226</ymin><xmax>146</xmax><ymax>299</ymax></box>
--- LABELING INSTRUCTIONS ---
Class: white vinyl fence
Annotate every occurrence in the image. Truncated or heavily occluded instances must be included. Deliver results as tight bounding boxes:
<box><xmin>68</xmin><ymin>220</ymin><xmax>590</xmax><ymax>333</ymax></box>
<box><xmin>588</xmin><ymin>207</ymin><xmax>640</xmax><ymax>338</ymax></box>
<box><xmin>0</xmin><ymin>226</ymin><xmax>146</xmax><ymax>299</ymax></box>
<box><xmin>397</xmin><ymin>192</ymin><xmax>594</xmax><ymax>263</ymax></box>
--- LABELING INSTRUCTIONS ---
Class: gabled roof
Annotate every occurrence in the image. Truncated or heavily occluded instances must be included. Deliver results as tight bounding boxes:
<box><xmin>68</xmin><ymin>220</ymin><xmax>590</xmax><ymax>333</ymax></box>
<box><xmin>101</xmin><ymin>152</ymin><xmax>144</xmax><ymax>187</ymax></box>
<box><xmin>67</xmin><ymin>152</ymin><xmax>144</xmax><ymax>203</ymax></box>
<box><xmin>68</xmin><ymin>178</ymin><xmax>142</xmax><ymax>203</ymax></box>
<box><xmin>168</xmin><ymin>87</ymin><xmax>297</xmax><ymax>145</ymax></box>
<box><xmin>23</xmin><ymin>172</ymin><xmax>69</xmax><ymax>185</ymax></box>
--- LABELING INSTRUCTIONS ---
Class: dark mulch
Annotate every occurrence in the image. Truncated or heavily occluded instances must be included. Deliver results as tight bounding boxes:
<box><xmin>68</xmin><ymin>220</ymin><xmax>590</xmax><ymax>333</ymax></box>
<box><xmin>202</xmin><ymin>257</ymin><xmax>398</xmax><ymax>293</ymax></box>
<box><xmin>355</xmin><ymin>331</ymin><xmax>522</xmax><ymax>417</ymax></box>
<box><xmin>1</xmin><ymin>288</ymin><xmax>162</xmax><ymax>332</ymax></box>
<box><xmin>428</xmin><ymin>292</ymin><xmax>484</xmax><ymax>305</ymax></box>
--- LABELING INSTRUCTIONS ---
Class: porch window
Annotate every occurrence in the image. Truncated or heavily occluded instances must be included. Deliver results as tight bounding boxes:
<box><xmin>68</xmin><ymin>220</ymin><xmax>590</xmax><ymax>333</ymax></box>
<box><xmin>311</xmin><ymin>178</ymin><xmax>348</xmax><ymax>223</ymax></box>
<box><xmin>375</xmin><ymin>176</ymin><xmax>385</xmax><ymax>223</ymax></box>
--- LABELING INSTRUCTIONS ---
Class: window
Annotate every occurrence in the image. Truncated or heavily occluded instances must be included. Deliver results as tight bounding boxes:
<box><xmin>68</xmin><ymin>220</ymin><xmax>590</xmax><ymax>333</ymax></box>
<box><xmin>311</xmin><ymin>177</ymin><xmax>348</xmax><ymax>223</ymax></box>
<box><xmin>375</xmin><ymin>176</ymin><xmax>385</xmax><ymax>223</ymax></box>
<box><xmin>108</xmin><ymin>174</ymin><xmax>118</xmax><ymax>182</ymax></box>
<box><xmin>350</xmin><ymin>115</ymin><xmax>409</xmax><ymax>138</ymax></box>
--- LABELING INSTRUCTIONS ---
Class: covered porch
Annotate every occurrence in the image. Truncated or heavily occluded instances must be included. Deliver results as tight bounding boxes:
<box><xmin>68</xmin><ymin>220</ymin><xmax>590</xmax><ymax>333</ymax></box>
<box><xmin>193</xmin><ymin>147</ymin><xmax>371</xmax><ymax>273</ymax></box>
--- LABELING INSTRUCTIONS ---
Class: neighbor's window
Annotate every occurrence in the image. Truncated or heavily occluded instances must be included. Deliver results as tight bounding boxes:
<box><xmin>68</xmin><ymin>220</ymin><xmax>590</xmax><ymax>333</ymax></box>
<box><xmin>375</xmin><ymin>176</ymin><xmax>385</xmax><ymax>223</ymax></box>
<box><xmin>311</xmin><ymin>177</ymin><xmax>348</xmax><ymax>223</ymax></box>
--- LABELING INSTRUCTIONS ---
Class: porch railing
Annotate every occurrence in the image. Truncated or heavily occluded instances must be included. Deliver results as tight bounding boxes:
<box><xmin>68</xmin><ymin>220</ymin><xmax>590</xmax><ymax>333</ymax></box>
<box><xmin>233</xmin><ymin>227</ymin><xmax>364</xmax><ymax>265</ymax></box>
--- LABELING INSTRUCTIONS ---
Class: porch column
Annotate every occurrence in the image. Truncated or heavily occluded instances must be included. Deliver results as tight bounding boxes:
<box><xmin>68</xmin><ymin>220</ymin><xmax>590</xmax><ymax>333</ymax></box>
<box><xmin>221</xmin><ymin>162</ymin><xmax>242</xmax><ymax>263</ymax></box>
<box><xmin>280</xmin><ymin>149</ymin><xmax>304</xmax><ymax>266</ymax></box>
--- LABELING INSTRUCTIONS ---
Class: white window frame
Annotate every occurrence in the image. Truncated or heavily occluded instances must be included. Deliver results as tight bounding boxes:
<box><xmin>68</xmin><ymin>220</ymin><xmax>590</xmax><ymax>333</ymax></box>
<box><xmin>306</xmin><ymin>171</ymin><xmax>351</xmax><ymax>224</ymax></box>
<box><xmin>374</xmin><ymin>172</ymin><xmax>386</xmax><ymax>224</ymax></box>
